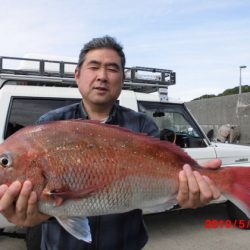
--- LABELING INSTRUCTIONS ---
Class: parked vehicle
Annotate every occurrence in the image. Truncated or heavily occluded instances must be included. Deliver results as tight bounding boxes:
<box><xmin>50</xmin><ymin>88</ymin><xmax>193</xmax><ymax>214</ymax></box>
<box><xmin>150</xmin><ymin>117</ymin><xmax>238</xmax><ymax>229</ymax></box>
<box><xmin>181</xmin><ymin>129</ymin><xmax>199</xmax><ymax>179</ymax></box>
<box><xmin>0</xmin><ymin>56</ymin><xmax>249</xmax><ymax>233</ymax></box>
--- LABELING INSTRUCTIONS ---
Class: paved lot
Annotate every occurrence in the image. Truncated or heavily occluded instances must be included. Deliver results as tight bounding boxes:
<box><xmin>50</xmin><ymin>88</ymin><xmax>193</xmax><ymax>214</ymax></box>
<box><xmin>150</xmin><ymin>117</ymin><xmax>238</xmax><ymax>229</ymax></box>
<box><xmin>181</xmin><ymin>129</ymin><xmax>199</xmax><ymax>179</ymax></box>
<box><xmin>0</xmin><ymin>236</ymin><xmax>26</xmax><ymax>250</ymax></box>
<box><xmin>144</xmin><ymin>203</ymin><xmax>250</xmax><ymax>250</ymax></box>
<box><xmin>0</xmin><ymin>203</ymin><xmax>249</xmax><ymax>250</ymax></box>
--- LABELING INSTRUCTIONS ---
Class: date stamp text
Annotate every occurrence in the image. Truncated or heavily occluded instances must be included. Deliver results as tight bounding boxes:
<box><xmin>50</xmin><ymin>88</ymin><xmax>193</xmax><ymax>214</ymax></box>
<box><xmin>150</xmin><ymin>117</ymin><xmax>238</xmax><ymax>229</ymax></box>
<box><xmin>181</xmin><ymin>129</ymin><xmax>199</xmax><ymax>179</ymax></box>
<box><xmin>204</xmin><ymin>219</ymin><xmax>250</xmax><ymax>229</ymax></box>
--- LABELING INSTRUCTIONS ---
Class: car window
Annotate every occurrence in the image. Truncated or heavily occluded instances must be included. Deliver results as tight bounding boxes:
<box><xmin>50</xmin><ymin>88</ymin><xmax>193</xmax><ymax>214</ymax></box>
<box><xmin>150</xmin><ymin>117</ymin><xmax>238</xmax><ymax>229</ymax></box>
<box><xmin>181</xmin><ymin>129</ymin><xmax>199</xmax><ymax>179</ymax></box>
<box><xmin>4</xmin><ymin>97</ymin><xmax>81</xmax><ymax>139</ymax></box>
<box><xmin>138</xmin><ymin>101</ymin><xmax>207</xmax><ymax>148</ymax></box>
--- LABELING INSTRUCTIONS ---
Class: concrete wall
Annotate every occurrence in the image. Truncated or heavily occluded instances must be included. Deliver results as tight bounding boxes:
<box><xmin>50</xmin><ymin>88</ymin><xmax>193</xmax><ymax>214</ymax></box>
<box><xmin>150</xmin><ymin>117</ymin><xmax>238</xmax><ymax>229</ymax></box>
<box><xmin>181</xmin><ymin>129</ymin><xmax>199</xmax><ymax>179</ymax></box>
<box><xmin>186</xmin><ymin>92</ymin><xmax>250</xmax><ymax>145</ymax></box>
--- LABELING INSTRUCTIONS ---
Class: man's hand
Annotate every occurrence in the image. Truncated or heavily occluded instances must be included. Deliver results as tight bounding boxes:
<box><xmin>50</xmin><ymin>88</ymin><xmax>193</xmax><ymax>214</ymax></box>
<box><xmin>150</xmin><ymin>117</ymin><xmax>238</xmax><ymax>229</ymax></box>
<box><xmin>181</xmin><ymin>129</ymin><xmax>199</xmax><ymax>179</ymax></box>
<box><xmin>0</xmin><ymin>180</ymin><xmax>49</xmax><ymax>227</ymax></box>
<box><xmin>177</xmin><ymin>159</ymin><xmax>221</xmax><ymax>209</ymax></box>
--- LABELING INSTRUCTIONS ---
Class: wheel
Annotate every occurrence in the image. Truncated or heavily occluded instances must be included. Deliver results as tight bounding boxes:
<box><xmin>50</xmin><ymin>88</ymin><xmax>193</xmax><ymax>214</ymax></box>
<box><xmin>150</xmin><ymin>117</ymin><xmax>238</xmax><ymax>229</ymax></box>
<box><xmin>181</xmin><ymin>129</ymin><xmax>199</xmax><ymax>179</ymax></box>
<box><xmin>25</xmin><ymin>224</ymin><xmax>42</xmax><ymax>250</ymax></box>
<box><xmin>227</xmin><ymin>201</ymin><xmax>250</xmax><ymax>229</ymax></box>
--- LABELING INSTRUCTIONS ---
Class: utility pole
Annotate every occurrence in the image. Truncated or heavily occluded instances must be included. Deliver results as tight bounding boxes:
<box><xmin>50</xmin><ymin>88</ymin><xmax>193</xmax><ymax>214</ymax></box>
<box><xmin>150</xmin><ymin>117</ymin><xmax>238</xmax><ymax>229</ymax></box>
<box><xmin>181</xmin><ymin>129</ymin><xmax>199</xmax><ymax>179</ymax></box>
<box><xmin>239</xmin><ymin>65</ymin><xmax>247</xmax><ymax>94</ymax></box>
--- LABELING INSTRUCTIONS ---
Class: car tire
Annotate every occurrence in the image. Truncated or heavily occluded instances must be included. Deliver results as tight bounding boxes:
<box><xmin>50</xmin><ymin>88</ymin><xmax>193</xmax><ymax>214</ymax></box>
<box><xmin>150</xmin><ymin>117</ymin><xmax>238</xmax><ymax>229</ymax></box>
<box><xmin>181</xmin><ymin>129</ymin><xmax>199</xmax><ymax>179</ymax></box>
<box><xmin>25</xmin><ymin>224</ymin><xmax>42</xmax><ymax>250</ymax></box>
<box><xmin>227</xmin><ymin>201</ymin><xmax>250</xmax><ymax>229</ymax></box>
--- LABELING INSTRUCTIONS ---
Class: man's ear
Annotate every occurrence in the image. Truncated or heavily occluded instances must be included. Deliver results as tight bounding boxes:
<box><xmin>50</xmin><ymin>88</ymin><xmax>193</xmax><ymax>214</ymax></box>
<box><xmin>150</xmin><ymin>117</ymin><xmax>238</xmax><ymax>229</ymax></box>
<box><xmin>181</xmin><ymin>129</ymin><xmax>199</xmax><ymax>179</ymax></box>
<box><xmin>75</xmin><ymin>68</ymin><xmax>80</xmax><ymax>86</ymax></box>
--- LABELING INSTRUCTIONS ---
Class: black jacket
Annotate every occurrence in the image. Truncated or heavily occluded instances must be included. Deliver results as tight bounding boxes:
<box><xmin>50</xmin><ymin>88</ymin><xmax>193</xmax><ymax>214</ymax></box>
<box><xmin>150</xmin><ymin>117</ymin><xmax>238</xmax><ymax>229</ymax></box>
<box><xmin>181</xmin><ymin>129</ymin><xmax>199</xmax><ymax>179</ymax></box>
<box><xmin>38</xmin><ymin>102</ymin><xmax>159</xmax><ymax>250</ymax></box>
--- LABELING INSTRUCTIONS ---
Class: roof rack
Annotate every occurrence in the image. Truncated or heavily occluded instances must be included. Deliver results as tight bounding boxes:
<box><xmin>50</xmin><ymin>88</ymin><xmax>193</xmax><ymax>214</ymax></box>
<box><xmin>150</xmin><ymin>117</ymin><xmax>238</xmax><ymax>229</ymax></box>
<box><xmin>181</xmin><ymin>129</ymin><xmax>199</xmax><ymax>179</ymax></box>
<box><xmin>0</xmin><ymin>56</ymin><xmax>175</xmax><ymax>93</ymax></box>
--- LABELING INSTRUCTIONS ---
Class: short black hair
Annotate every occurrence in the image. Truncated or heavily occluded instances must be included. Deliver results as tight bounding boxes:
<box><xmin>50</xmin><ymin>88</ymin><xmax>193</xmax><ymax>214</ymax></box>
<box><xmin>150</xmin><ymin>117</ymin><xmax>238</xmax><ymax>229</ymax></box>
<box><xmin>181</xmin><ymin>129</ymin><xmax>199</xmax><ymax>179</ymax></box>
<box><xmin>77</xmin><ymin>35</ymin><xmax>126</xmax><ymax>73</ymax></box>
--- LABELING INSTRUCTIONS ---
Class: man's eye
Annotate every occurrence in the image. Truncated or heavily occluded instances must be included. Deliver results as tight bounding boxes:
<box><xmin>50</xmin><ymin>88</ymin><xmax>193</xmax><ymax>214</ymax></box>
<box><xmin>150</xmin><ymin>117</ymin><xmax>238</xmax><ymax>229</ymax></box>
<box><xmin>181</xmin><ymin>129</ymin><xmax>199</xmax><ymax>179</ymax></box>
<box><xmin>107</xmin><ymin>67</ymin><xmax>118</xmax><ymax>72</ymax></box>
<box><xmin>89</xmin><ymin>66</ymin><xmax>98</xmax><ymax>70</ymax></box>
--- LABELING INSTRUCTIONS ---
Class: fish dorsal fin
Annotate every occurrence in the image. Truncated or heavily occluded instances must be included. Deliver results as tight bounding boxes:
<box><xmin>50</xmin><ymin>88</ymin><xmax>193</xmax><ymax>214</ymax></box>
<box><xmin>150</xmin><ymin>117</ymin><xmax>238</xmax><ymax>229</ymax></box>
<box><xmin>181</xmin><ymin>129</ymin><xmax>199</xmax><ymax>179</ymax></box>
<box><xmin>81</xmin><ymin>120</ymin><xmax>199</xmax><ymax>167</ymax></box>
<box><xmin>22</xmin><ymin>119</ymin><xmax>199</xmax><ymax>167</ymax></box>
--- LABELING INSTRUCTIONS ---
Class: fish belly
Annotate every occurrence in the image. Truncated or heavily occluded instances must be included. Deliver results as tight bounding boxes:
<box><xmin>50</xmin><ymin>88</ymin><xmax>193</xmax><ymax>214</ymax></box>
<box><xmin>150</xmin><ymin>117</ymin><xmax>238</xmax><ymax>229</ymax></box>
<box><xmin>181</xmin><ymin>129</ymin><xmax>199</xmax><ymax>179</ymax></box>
<box><xmin>39</xmin><ymin>176</ymin><xmax>178</xmax><ymax>217</ymax></box>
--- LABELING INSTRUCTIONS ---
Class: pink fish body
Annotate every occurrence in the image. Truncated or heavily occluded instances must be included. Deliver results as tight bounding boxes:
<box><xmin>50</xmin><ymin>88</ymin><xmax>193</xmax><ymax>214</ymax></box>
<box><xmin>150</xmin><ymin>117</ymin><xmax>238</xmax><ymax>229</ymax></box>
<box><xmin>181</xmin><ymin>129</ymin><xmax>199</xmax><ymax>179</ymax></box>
<box><xmin>0</xmin><ymin>120</ymin><xmax>250</xmax><ymax>241</ymax></box>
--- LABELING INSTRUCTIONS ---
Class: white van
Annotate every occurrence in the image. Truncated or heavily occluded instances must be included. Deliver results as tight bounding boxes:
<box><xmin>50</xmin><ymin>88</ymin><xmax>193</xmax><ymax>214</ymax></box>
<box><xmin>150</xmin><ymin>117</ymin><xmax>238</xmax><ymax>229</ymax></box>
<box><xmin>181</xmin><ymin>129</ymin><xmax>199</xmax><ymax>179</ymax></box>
<box><xmin>0</xmin><ymin>56</ymin><xmax>250</xmax><ymax>232</ymax></box>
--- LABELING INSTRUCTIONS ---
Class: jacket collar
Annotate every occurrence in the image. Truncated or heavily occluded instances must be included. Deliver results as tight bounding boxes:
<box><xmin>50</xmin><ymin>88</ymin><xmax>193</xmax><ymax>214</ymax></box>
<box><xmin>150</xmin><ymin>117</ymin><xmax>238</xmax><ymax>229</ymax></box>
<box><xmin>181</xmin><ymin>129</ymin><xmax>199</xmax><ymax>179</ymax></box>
<box><xmin>79</xmin><ymin>101</ymin><xmax>118</xmax><ymax>123</ymax></box>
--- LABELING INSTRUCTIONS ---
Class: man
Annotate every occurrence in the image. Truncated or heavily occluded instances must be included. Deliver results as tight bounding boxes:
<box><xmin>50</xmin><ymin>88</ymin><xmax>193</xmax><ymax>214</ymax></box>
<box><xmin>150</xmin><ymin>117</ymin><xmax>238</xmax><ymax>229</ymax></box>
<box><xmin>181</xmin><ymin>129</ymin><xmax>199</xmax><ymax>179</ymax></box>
<box><xmin>0</xmin><ymin>36</ymin><xmax>221</xmax><ymax>250</ymax></box>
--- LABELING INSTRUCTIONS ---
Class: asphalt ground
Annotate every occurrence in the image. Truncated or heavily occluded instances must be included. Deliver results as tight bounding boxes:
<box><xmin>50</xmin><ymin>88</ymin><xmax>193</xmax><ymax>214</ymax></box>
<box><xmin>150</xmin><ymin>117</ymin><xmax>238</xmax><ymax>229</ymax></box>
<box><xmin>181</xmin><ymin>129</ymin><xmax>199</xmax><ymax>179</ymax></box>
<box><xmin>0</xmin><ymin>203</ymin><xmax>249</xmax><ymax>250</ymax></box>
<box><xmin>144</xmin><ymin>203</ymin><xmax>250</xmax><ymax>250</ymax></box>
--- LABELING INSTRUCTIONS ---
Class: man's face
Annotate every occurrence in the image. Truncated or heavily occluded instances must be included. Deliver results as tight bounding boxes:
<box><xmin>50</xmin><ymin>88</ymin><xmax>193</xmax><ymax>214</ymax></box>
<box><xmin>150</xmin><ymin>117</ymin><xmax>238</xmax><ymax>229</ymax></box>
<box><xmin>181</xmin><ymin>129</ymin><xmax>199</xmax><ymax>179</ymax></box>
<box><xmin>75</xmin><ymin>48</ymin><xmax>124</xmax><ymax>107</ymax></box>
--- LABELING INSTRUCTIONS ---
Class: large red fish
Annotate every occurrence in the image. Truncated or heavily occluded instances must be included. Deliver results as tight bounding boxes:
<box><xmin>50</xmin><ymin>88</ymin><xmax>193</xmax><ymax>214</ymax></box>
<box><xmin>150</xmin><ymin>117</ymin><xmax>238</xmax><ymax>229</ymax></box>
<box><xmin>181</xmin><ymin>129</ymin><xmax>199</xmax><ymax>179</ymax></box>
<box><xmin>0</xmin><ymin>120</ymin><xmax>250</xmax><ymax>242</ymax></box>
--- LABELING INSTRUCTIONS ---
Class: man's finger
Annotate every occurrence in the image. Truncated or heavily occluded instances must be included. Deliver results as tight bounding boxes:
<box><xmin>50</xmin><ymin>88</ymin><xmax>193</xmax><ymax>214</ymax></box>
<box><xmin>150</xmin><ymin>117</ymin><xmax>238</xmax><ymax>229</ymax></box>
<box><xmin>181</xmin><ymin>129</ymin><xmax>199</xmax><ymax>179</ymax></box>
<box><xmin>201</xmin><ymin>159</ymin><xmax>221</xmax><ymax>169</ymax></box>
<box><xmin>26</xmin><ymin>191</ymin><xmax>50</xmax><ymax>226</ymax></box>
<box><xmin>193</xmin><ymin>171</ymin><xmax>213</xmax><ymax>204</ymax></box>
<box><xmin>177</xmin><ymin>170</ymin><xmax>189</xmax><ymax>205</ymax></box>
<box><xmin>15</xmin><ymin>180</ymin><xmax>33</xmax><ymax>221</ymax></box>
<box><xmin>26</xmin><ymin>191</ymin><xmax>39</xmax><ymax>219</ymax></box>
<box><xmin>183</xmin><ymin>165</ymin><xmax>200</xmax><ymax>207</ymax></box>
<box><xmin>0</xmin><ymin>181</ymin><xmax>21</xmax><ymax>219</ymax></box>
<box><xmin>0</xmin><ymin>185</ymin><xmax>8</xmax><ymax>198</ymax></box>
<box><xmin>202</xmin><ymin>175</ymin><xmax>221</xmax><ymax>200</ymax></box>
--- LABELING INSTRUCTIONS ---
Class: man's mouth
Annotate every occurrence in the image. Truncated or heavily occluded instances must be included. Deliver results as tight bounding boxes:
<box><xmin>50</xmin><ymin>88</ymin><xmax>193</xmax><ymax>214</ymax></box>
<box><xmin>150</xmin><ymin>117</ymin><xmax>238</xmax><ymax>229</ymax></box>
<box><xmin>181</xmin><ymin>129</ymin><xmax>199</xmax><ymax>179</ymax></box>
<box><xmin>94</xmin><ymin>87</ymin><xmax>108</xmax><ymax>91</ymax></box>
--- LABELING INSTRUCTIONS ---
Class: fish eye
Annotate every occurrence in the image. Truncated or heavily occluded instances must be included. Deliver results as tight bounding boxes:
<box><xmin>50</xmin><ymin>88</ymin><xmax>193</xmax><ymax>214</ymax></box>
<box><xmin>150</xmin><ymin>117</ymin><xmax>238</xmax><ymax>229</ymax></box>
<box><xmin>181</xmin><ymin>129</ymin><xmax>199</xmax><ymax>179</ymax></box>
<box><xmin>0</xmin><ymin>155</ymin><xmax>12</xmax><ymax>168</ymax></box>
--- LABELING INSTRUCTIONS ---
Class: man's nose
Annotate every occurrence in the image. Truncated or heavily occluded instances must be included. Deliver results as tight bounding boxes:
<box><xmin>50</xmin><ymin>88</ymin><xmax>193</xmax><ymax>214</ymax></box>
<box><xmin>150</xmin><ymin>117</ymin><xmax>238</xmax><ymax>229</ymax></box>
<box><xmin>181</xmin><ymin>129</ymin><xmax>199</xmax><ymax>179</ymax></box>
<box><xmin>97</xmin><ymin>68</ymin><xmax>108</xmax><ymax>81</ymax></box>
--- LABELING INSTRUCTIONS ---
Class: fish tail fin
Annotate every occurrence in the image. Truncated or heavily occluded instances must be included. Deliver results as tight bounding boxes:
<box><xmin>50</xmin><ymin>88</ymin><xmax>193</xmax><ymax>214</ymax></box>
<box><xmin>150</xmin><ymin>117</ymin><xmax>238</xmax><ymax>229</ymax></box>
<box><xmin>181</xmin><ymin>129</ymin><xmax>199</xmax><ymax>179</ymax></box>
<box><xmin>220</xmin><ymin>167</ymin><xmax>250</xmax><ymax>218</ymax></box>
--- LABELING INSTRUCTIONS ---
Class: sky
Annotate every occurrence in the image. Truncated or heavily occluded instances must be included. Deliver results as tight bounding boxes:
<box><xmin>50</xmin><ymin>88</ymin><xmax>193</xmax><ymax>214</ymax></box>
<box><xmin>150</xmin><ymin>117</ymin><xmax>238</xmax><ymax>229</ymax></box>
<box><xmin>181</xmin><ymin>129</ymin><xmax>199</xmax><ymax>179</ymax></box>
<box><xmin>0</xmin><ymin>0</ymin><xmax>249</xmax><ymax>101</ymax></box>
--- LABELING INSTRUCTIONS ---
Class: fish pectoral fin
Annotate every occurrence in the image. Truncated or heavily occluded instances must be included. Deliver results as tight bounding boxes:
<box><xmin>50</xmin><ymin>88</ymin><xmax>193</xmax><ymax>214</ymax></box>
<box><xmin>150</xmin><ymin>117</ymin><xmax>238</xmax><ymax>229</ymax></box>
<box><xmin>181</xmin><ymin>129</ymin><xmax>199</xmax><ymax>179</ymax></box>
<box><xmin>43</xmin><ymin>185</ymin><xmax>100</xmax><ymax>205</ymax></box>
<box><xmin>56</xmin><ymin>216</ymin><xmax>92</xmax><ymax>243</ymax></box>
<box><xmin>42</xmin><ymin>187</ymin><xmax>67</xmax><ymax>206</ymax></box>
